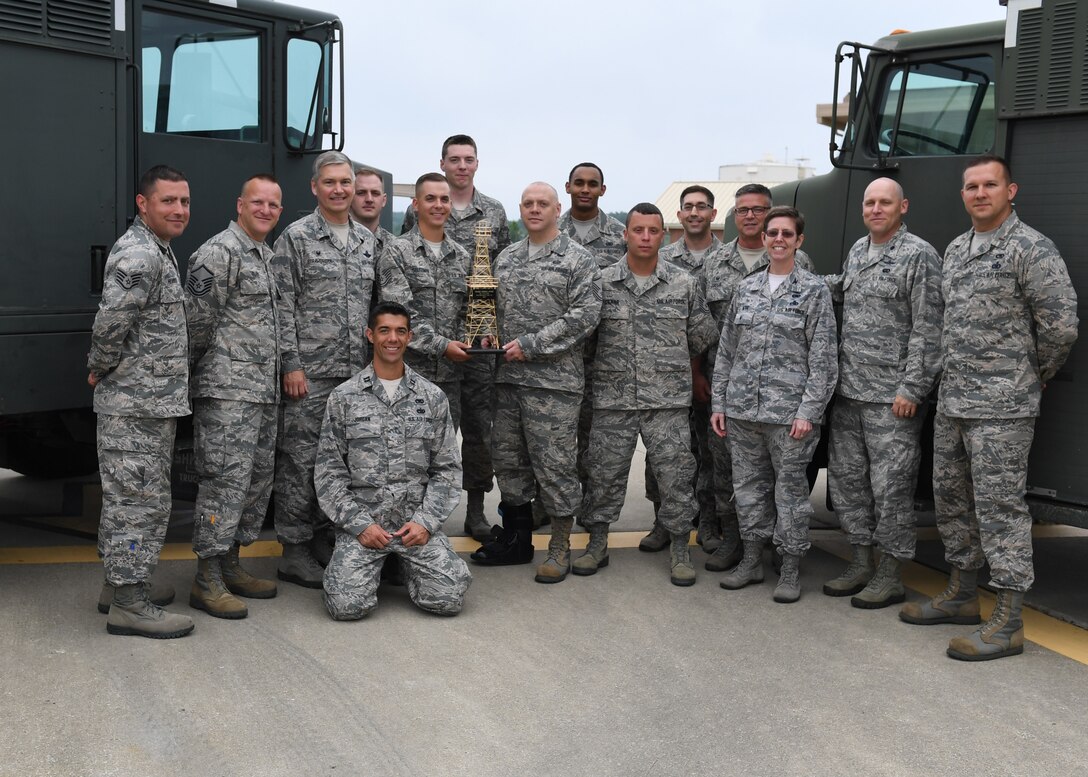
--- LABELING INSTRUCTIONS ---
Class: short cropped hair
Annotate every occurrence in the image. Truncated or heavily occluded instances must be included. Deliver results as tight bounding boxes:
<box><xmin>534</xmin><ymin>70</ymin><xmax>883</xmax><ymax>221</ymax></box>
<box><xmin>368</xmin><ymin>301</ymin><xmax>411</xmax><ymax>330</ymax></box>
<box><xmin>240</xmin><ymin>173</ymin><xmax>278</xmax><ymax>197</ymax></box>
<box><xmin>762</xmin><ymin>205</ymin><xmax>805</xmax><ymax>236</ymax></box>
<box><xmin>680</xmin><ymin>185</ymin><xmax>714</xmax><ymax>207</ymax></box>
<box><xmin>963</xmin><ymin>153</ymin><xmax>1012</xmax><ymax>184</ymax></box>
<box><xmin>441</xmin><ymin>134</ymin><xmax>477</xmax><ymax>158</ymax></box>
<box><xmin>734</xmin><ymin>183</ymin><xmax>772</xmax><ymax>201</ymax></box>
<box><xmin>138</xmin><ymin>165</ymin><xmax>187</xmax><ymax>198</ymax></box>
<box><xmin>626</xmin><ymin>202</ymin><xmax>664</xmax><ymax>227</ymax></box>
<box><xmin>415</xmin><ymin>172</ymin><xmax>449</xmax><ymax>196</ymax></box>
<box><xmin>312</xmin><ymin>151</ymin><xmax>353</xmax><ymax>181</ymax></box>
<box><xmin>568</xmin><ymin>162</ymin><xmax>605</xmax><ymax>183</ymax></box>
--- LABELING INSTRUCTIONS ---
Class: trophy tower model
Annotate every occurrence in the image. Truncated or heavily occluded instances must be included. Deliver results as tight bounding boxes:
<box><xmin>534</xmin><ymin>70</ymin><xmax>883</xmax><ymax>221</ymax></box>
<box><xmin>465</xmin><ymin>224</ymin><xmax>504</xmax><ymax>353</ymax></box>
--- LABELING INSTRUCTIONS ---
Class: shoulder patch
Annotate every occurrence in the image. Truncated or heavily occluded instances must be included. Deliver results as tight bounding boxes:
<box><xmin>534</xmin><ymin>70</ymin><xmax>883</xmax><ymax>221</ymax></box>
<box><xmin>114</xmin><ymin>268</ymin><xmax>143</xmax><ymax>290</ymax></box>
<box><xmin>186</xmin><ymin>265</ymin><xmax>215</xmax><ymax>297</ymax></box>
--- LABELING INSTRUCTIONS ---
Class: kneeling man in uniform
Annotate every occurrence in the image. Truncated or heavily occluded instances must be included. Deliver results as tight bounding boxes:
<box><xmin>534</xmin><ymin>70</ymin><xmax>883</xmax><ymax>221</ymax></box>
<box><xmin>315</xmin><ymin>302</ymin><xmax>472</xmax><ymax>619</ymax></box>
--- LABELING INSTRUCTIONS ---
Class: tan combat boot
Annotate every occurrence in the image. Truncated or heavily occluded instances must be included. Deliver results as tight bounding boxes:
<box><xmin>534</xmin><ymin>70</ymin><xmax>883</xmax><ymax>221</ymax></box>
<box><xmin>221</xmin><ymin>543</ymin><xmax>278</xmax><ymax>599</ymax></box>
<box><xmin>572</xmin><ymin>524</ymin><xmax>609</xmax><ymax>575</ymax></box>
<box><xmin>97</xmin><ymin>578</ymin><xmax>175</xmax><ymax>614</ymax></box>
<box><xmin>535</xmin><ymin>517</ymin><xmax>574</xmax><ymax>584</ymax></box>
<box><xmin>947</xmin><ymin>589</ymin><xmax>1025</xmax><ymax>661</ymax></box>
<box><xmin>190</xmin><ymin>556</ymin><xmax>248</xmax><ymax>619</ymax></box>
<box><xmin>669</xmin><ymin>533</ymin><xmax>696</xmax><ymax>587</ymax></box>
<box><xmin>822</xmin><ymin>544</ymin><xmax>873</xmax><ymax>597</ymax></box>
<box><xmin>899</xmin><ymin>567</ymin><xmax>981</xmax><ymax>625</ymax></box>
<box><xmin>107</xmin><ymin>583</ymin><xmax>194</xmax><ymax>639</ymax></box>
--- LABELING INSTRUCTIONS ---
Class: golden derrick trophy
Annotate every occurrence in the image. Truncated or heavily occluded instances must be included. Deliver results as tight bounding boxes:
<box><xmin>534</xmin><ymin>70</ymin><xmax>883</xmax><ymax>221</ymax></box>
<box><xmin>465</xmin><ymin>224</ymin><xmax>504</xmax><ymax>354</ymax></box>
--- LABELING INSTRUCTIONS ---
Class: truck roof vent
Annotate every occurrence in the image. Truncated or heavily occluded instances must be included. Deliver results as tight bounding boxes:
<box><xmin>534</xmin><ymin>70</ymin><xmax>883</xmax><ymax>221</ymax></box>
<box><xmin>46</xmin><ymin>0</ymin><xmax>111</xmax><ymax>46</ymax></box>
<box><xmin>1004</xmin><ymin>0</ymin><xmax>1088</xmax><ymax>117</ymax></box>
<box><xmin>0</xmin><ymin>0</ymin><xmax>44</xmax><ymax>36</ymax></box>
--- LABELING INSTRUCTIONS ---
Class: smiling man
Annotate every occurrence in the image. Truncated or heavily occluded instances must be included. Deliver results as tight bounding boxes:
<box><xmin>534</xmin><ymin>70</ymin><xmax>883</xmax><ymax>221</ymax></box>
<box><xmin>315</xmin><ymin>302</ymin><xmax>471</xmax><ymax>620</ymax></box>
<box><xmin>184</xmin><ymin>174</ymin><xmax>286</xmax><ymax>619</ymax></box>
<box><xmin>900</xmin><ymin>155</ymin><xmax>1078</xmax><ymax>661</ymax></box>
<box><xmin>822</xmin><ymin>178</ymin><xmax>943</xmax><ymax>609</ymax></box>
<box><xmin>88</xmin><ymin>165</ymin><xmax>194</xmax><ymax>638</ymax></box>
<box><xmin>272</xmin><ymin>151</ymin><xmax>377</xmax><ymax>588</ymax></box>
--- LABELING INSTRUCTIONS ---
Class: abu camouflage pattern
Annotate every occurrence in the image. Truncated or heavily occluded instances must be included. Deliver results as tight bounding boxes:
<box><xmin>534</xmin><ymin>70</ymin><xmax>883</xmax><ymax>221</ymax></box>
<box><xmin>96</xmin><ymin>414</ymin><xmax>177</xmax><ymax>585</ymax></box>
<box><xmin>933</xmin><ymin>414</ymin><xmax>1036</xmax><ymax>591</ymax></box>
<box><xmin>186</xmin><ymin>221</ymin><xmax>280</xmax><ymax>404</ymax></box>
<box><xmin>728</xmin><ymin>417</ymin><xmax>819</xmax><ymax>557</ymax></box>
<box><xmin>316</xmin><ymin>365</ymin><xmax>469</xmax><ymax>618</ymax></box>
<box><xmin>702</xmin><ymin>239</ymin><xmax>814</xmax><ymax>369</ymax></box>
<box><xmin>584</xmin><ymin>407</ymin><xmax>697</xmax><ymax>534</ymax></box>
<box><xmin>711</xmin><ymin>266</ymin><xmax>837</xmax><ymax>425</ymax></box>
<box><xmin>274</xmin><ymin>377</ymin><xmax>342</xmax><ymax>545</ymax></box>
<box><xmin>492</xmin><ymin>234</ymin><xmax>602</xmax><ymax>393</ymax></box>
<box><xmin>492</xmin><ymin>384</ymin><xmax>582</xmax><ymax>519</ymax></box>
<box><xmin>558</xmin><ymin>210</ymin><xmax>627</xmax><ymax>267</ymax></box>
<box><xmin>938</xmin><ymin>211</ymin><xmax>1078</xmax><ymax>419</ymax></box>
<box><xmin>273</xmin><ymin>209</ymin><xmax>375</xmax><ymax>379</ymax></box>
<box><xmin>826</xmin><ymin>224</ymin><xmax>943</xmax><ymax>404</ymax></box>
<box><xmin>191</xmin><ymin>398</ymin><xmax>277</xmax><ymax>558</ymax></box>
<box><xmin>593</xmin><ymin>258</ymin><xmax>715</xmax><ymax>410</ymax></box>
<box><xmin>377</xmin><ymin>228</ymin><xmax>471</xmax><ymax>384</ymax></box>
<box><xmin>827</xmin><ymin>396</ymin><xmax>925</xmax><ymax>559</ymax></box>
<box><xmin>88</xmin><ymin>217</ymin><xmax>190</xmax><ymax>418</ymax></box>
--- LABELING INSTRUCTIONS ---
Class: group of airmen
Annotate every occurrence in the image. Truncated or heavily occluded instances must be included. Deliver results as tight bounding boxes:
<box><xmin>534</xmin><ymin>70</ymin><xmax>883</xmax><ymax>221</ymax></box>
<box><xmin>88</xmin><ymin>133</ymin><xmax>1078</xmax><ymax>663</ymax></box>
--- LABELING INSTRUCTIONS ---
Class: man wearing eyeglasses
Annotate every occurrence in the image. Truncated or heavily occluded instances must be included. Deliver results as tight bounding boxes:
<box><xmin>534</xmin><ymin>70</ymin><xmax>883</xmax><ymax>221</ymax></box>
<box><xmin>185</xmin><ymin>174</ymin><xmax>285</xmax><ymax>619</ymax></box>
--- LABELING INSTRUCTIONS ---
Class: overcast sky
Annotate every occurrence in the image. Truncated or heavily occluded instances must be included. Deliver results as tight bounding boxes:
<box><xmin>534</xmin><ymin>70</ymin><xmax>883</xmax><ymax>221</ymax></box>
<box><xmin>286</xmin><ymin>0</ymin><xmax>1007</xmax><ymax>215</ymax></box>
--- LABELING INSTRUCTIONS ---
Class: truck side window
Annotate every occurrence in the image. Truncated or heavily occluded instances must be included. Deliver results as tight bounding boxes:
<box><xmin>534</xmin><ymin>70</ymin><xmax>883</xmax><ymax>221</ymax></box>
<box><xmin>874</xmin><ymin>56</ymin><xmax>995</xmax><ymax>156</ymax></box>
<box><xmin>141</xmin><ymin>10</ymin><xmax>262</xmax><ymax>141</ymax></box>
<box><xmin>285</xmin><ymin>38</ymin><xmax>324</xmax><ymax>151</ymax></box>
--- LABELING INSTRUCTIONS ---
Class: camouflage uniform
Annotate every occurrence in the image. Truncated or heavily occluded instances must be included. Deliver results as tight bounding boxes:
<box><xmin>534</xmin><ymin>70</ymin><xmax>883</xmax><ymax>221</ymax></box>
<box><xmin>712</xmin><ymin>265</ymin><xmax>838</xmax><ymax>556</ymax></box>
<box><xmin>935</xmin><ymin>212</ymin><xmax>1078</xmax><ymax>591</ymax></box>
<box><xmin>272</xmin><ymin>209</ymin><xmax>375</xmax><ymax>544</ymax></box>
<box><xmin>701</xmin><ymin>241</ymin><xmax>815</xmax><ymax>531</ymax></box>
<box><xmin>557</xmin><ymin>209</ymin><xmax>627</xmax><ymax>493</ymax></box>
<box><xmin>404</xmin><ymin>189</ymin><xmax>510</xmax><ymax>493</ymax></box>
<box><xmin>88</xmin><ymin>217</ymin><xmax>190</xmax><ymax>586</ymax></box>
<box><xmin>376</xmin><ymin>227</ymin><xmax>471</xmax><ymax>428</ymax></box>
<box><xmin>585</xmin><ymin>258</ymin><xmax>715</xmax><ymax>534</ymax></box>
<box><xmin>490</xmin><ymin>235</ymin><xmax>601</xmax><ymax>518</ymax></box>
<box><xmin>315</xmin><ymin>365</ymin><xmax>470</xmax><ymax>618</ymax></box>
<box><xmin>825</xmin><ymin>225</ymin><xmax>943</xmax><ymax>559</ymax></box>
<box><xmin>185</xmin><ymin>221</ymin><xmax>280</xmax><ymax>558</ymax></box>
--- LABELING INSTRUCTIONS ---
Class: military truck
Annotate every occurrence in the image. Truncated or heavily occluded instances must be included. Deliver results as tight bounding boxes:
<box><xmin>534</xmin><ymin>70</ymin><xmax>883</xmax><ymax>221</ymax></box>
<box><xmin>0</xmin><ymin>0</ymin><xmax>387</xmax><ymax>477</ymax></box>
<box><xmin>765</xmin><ymin>0</ymin><xmax>1086</xmax><ymax>526</ymax></box>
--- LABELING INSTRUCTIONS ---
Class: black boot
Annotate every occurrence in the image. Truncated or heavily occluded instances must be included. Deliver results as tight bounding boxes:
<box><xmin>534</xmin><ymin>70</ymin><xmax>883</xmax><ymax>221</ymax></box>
<box><xmin>470</xmin><ymin>501</ymin><xmax>535</xmax><ymax>566</ymax></box>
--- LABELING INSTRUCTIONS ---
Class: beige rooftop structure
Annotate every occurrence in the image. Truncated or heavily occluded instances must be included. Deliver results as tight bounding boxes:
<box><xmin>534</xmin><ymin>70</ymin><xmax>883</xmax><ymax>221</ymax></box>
<box><xmin>656</xmin><ymin>156</ymin><xmax>816</xmax><ymax>240</ymax></box>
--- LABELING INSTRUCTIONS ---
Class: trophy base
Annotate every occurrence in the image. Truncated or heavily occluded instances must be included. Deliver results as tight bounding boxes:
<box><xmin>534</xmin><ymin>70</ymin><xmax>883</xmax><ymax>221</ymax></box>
<box><xmin>465</xmin><ymin>347</ymin><xmax>506</xmax><ymax>355</ymax></box>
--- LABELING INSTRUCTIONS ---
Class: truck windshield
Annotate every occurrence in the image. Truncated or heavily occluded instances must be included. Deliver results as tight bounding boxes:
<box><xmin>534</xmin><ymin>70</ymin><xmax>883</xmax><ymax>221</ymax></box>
<box><xmin>141</xmin><ymin>9</ymin><xmax>261</xmax><ymax>141</ymax></box>
<box><xmin>873</xmin><ymin>56</ymin><xmax>995</xmax><ymax>156</ymax></box>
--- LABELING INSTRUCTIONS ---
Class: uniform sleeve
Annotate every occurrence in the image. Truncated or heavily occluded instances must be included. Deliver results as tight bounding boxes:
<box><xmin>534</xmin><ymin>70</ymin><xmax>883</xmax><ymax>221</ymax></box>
<box><xmin>376</xmin><ymin>242</ymin><xmax>451</xmax><ymax>357</ymax></box>
<box><xmin>409</xmin><ymin>393</ymin><xmax>463</xmax><ymax>534</ymax></box>
<box><xmin>795</xmin><ymin>250</ymin><xmax>816</xmax><ymax>273</ymax></box>
<box><xmin>400</xmin><ymin>206</ymin><xmax>416</xmax><ymax>235</ymax></box>
<box><xmin>185</xmin><ymin>242</ymin><xmax>233</xmax><ymax>365</ymax></box>
<box><xmin>898</xmin><ymin>243</ymin><xmax>944</xmax><ymax>403</ymax></box>
<box><xmin>272</xmin><ymin>230</ymin><xmax>303</xmax><ymax>374</ymax></box>
<box><xmin>314</xmin><ymin>393</ymin><xmax>374</xmax><ymax>537</ymax></box>
<box><xmin>87</xmin><ymin>249</ymin><xmax>157</xmax><ymax>376</ymax></box>
<box><xmin>519</xmin><ymin>254</ymin><xmax>602</xmax><ymax>358</ymax></box>
<box><xmin>1022</xmin><ymin>238</ymin><xmax>1079</xmax><ymax>383</ymax></box>
<box><xmin>686</xmin><ymin>282</ymin><xmax>717</xmax><ymax>357</ymax></box>
<box><xmin>492</xmin><ymin>209</ymin><xmax>512</xmax><ymax>256</ymax></box>
<box><xmin>797</xmin><ymin>284</ymin><xmax>839</xmax><ymax>423</ymax></box>
<box><xmin>710</xmin><ymin>295</ymin><xmax>741</xmax><ymax>415</ymax></box>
